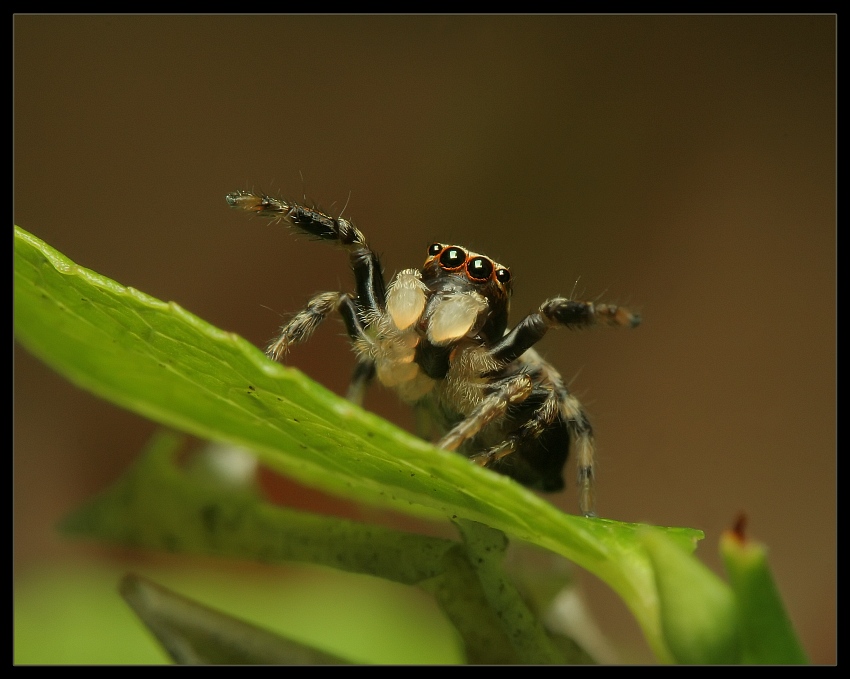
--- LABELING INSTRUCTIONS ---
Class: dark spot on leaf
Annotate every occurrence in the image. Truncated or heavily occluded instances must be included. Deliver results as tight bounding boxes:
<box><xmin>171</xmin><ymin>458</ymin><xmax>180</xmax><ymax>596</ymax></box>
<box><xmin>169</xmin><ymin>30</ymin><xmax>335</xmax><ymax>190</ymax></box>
<box><xmin>248</xmin><ymin>385</ymin><xmax>255</xmax><ymax>391</ymax></box>
<box><xmin>292</xmin><ymin>418</ymin><xmax>299</xmax><ymax>423</ymax></box>
<box><xmin>200</xmin><ymin>504</ymin><xmax>220</xmax><ymax>533</ymax></box>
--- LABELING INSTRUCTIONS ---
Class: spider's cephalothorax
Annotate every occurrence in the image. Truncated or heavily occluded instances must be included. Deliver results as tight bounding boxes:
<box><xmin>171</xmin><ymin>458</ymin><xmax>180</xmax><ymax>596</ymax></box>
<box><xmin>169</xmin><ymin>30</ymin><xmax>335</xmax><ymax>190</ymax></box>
<box><xmin>226</xmin><ymin>190</ymin><xmax>641</xmax><ymax>516</ymax></box>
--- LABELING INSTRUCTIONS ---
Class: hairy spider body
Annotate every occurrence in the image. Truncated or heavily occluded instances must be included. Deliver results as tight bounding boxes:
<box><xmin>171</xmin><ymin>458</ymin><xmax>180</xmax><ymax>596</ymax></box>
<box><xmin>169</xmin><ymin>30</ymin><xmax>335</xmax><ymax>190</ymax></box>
<box><xmin>227</xmin><ymin>190</ymin><xmax>640</xmax><ymax>516</ymax></box>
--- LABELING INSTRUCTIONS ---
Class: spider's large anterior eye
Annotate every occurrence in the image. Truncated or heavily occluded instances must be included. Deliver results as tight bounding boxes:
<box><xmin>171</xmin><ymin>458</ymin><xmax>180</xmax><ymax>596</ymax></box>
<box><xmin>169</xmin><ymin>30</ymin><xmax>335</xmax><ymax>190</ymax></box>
<box><xmin>495</xmin><ymin>268</ymin><xmax>512</xmax><ymax>284</ymax></box>
<box><xmin>439</xmin><ymin>246</ymin><xmax>466</xmax><ymax>269</ymax></box>
<box><xmin>428</xmin><ymin>243</ymin><xmax>443</xmax><ymax>257</ymax></box>
<box><xmin>467</xmin><ymin>257</ymin><xmax>493</xmax><ymax>281</ymax></box>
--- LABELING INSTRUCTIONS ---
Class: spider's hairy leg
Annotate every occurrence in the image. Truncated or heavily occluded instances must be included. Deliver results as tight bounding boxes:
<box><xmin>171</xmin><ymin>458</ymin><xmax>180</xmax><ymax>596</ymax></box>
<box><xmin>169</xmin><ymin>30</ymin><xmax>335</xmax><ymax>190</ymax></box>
<box><xmin>266</xmin><ymin>291</ymin><xmax>345</xmax><ymax>362</ymax></box>
<box><xmin>320</xmin><ymin>294</ymin><xmax>379</xmax><ymax>407</ymax></box>
<box><xmin>437</xmin><ymin>373</ymin><xmax>534</xmax><ymax>452</ymax></box>
<box><xmin>226</xmin><ymin>190</ymin><xmax>387</xmax><ymax>314</ymax></box>
<box><xmin>226</xmin><ymin>191</ymin><xmax>365</xmax><ymax>243</ymax></box>
<box><xmin>541</xmin><ymin>298</ymin><xmax>641</xmax><ymax>330</ymax></box>
<box><xmin>470</xmin><ymin>389</ymin><xmax>561</xmax><ymax>467</ymax></box>
<box><xmin>478</xmin><ymin>394</ymin><xmax>598</xmax><ymax>518</ymax></box>
<box><xmin>487</xmin><ymin>298</ymin><xmax>640</xmax><ymax>364</ymax></box>
<box><xmin>559</xmin><ymin>391</ymin><xmax>597</xmax><ymax>518</ymax></box>
<box><xmin>346</xmin><ymin>358</ymin><xmax>376</xmax><ymax>406</ymax></box>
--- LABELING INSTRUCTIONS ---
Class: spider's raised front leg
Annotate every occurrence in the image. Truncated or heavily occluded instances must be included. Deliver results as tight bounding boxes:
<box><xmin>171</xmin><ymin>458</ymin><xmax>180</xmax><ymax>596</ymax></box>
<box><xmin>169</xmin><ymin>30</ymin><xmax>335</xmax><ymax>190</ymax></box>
<box><xmin>227</xmin><ymin>192</ymin><xmax>387</xmax><ymax>400</ymax></box>
<box><xmin>226</xmin><ymin>191</ymin><xmax>387</xmax><ymax>315</ymax></box>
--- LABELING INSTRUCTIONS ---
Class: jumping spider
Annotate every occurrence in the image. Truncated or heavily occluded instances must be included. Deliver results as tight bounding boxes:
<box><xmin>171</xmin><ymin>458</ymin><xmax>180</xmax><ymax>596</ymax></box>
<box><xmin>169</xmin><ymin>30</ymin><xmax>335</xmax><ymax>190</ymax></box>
<box><xmin>226</xmin><ymin>190</ymin><xmax>640</xmax><ymax>516</ymax></box>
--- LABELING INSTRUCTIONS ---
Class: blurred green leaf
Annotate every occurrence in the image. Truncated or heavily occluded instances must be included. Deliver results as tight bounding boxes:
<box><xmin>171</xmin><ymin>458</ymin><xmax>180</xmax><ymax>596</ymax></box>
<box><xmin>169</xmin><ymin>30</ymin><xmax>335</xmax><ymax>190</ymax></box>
<box><xmin>60</xmin><ymin>431</ymin><xmax>457</xmax><ymax>585</ymax></box>
<box><xmin>720</xmin><ymin>525</ymin><xmax>809</xmax><ymax>664</ymax></box>
<box><xmin>452</xmin><ymin>520</ymin><xmax>568</xmax><ymax>664</ymax></box>
<box><xmin>641</xmin><ymin>528</ymin><xmax>740</xmax><ymax>664</ymax></box>
<box><xmin>15</xmin><ymin>224</ymin><xmax>703</xmax><ymax>661</ymax></box>
<box><xmin>15</xmin><ymin>560</ymin><xmax>459</xmax><ymax>665</ymax></box>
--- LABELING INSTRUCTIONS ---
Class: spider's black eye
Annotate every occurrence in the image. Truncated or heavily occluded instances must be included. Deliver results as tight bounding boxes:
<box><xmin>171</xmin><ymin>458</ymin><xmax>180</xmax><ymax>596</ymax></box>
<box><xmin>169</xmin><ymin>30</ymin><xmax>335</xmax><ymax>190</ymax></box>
<box><xmin>428</xmin><ymin>243</ymin><xmax>443</xmax><ymax>257</ymax></box>
<box><xmin>467</xmin><ymin>257</ymin><xmax>493</xmax><ymax>281</ymax></box>
<box><xmin>495</xmin><ymin>268</ymin><xmax>512</xmax><ymax>284</ymax></box>
<box><xmin>439</xmin><ymin>246</ymin><xmax>466</xmax><ymax>269</ymax></box>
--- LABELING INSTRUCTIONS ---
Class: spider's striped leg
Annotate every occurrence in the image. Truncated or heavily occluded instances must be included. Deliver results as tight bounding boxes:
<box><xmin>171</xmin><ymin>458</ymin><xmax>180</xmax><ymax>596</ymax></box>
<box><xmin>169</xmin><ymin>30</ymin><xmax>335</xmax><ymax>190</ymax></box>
<box><xmin>557</xmin><ymin>388</ymin><xmax>597</xmax><ymax>518</ymax></box>
<box><xmin>335</xmin><ymin>293</ymin><xmax>379</xmax><ymax>405</ymax></box>
<box><xmin>228</xmin><ymin>192</ymin><xmax>388</xmax><ymax>405</ymax></box>
<box><xmin>470</xmin><ymin>387</ymin><xmax>597</xmax><ymax>516</ymax></box>
<box><xmin>487</xmin><ymin>298</ymin><xmax>640</xmax><ymax>365</ymax></box>
<box><xmin>266</xmin><ymin>291</ymin><xmax>344</xmax><ymax>361</ymax></box>
<box><xmin>540</xmin><ymin>298</ymin><xmax>641</xmax><ymax>330</ymax></box>
<box><xmin>437</xmin><ymin>373</ymin><xmax>534</xmax><ymax>452</ymax></box>
<box><xmin>266</xmin><ymin>290</ymin><xmax>378</xmax><ymax>405</ymax></box>
<box><xmin>345</xmin><ymin>359</ymin><xmax>376</xmax><ymax>406</ymax></box>
<box><xmin>469</xmin><ymin>388</ymin><xmax>561</xmax><ymax>467</ymax></box>
<box><xmin>226</xmin><ymin>191</ymin><xmax>387</xmax><ymax>315</ymax></box>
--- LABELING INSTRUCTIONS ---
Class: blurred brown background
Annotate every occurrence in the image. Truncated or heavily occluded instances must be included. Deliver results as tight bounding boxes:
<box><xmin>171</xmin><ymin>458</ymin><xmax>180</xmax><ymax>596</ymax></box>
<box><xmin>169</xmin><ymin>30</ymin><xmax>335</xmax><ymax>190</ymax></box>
<box><xmin>14</xmin><ymin>15</ymin><xmax>835</xmax><ymax>663</ymax></box>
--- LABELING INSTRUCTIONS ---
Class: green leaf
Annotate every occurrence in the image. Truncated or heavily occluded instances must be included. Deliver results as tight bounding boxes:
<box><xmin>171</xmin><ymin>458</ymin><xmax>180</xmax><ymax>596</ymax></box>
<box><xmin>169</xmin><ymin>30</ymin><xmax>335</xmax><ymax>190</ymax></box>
<box><xmin>421</xmin><ymin>543</ymin><xmax>523</xmax><ymax>664</ymax></box>
<box><xmin>14</xmin><ymin>224</ymin><xmax>702</xmax><ymax>661</ymax></box>
<box><xmin>720</xmin><ymin>526</ymin><xmax>809</xmax><ymax>664</ymax></box>
<box><xmin>452</xmin><ymin>520</ymin><xmax>567</xmax><ymax>664</ymax></box>
<box><xmin>641</xmin><ymin>528</ymin><xmax>740</xmax><ymax>664</ymax></box>
<box><xmin>60</xmin><ymin>431</ymin><xmax>458</xmax><ymax>586</ymax></box>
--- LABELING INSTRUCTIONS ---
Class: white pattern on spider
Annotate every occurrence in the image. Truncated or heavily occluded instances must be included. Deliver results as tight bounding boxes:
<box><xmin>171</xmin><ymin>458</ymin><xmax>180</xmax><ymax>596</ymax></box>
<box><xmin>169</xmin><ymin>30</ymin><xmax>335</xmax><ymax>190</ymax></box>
<box><xmin>226</xmin><ymin>190</ymin><xmax>641</xmax><ymax>517</ymax></box>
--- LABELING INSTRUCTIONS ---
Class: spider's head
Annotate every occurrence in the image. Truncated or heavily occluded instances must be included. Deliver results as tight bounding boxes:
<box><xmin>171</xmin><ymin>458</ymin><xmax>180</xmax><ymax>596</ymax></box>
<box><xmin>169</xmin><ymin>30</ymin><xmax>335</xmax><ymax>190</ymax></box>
<box><xmin>422</xmin><ymin>243</ymin><xmax>512</xmax><ymax>293</ymax></box>
<box><xmin>419</xmin><ymin>243</ymin><xmax>512</xmax><ymax>345</ymax></box>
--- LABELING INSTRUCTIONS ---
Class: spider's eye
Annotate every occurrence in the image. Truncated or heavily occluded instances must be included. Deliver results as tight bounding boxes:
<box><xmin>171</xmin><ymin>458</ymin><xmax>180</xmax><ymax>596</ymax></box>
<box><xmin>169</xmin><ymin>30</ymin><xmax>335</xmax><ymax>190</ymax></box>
<box><xmin>467</xmin><ymin>257</ymin><xmax>493</xmax><ymax>281</ymax></box>
<box><xmin>439</xmin><ymin>246</ymin><xmax>466</xmax><ymax>270</ymax></box>
<box><xmin>428</xmin><ymin>243</ymin><xmax>443</xmax><ymax>257</ymax></box>
<box><xmin>495</xmin><ymin>268</ymin><xmax>512</xmax><ymax>285</ymax></box>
